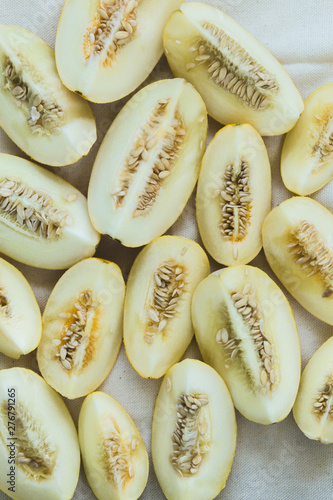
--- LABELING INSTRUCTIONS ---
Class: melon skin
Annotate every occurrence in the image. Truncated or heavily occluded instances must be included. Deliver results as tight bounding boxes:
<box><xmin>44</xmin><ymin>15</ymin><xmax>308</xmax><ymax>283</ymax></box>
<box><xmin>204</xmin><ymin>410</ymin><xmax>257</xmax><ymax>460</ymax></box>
<box><xmin>196</xmin><ymin>123</ymin><xmax>271</xmax><ymax>266</ymax></box>
<box><xmin>87</xmin><ymin>78</ymin><xmax>207</xmax><ymax>247</ymax></box>
<box><xmin>0</xmin><ymin>25</ymin><xmax>96</xmax><ymax>167</ymax></box>
<box><xmin>123</xmin><ymin>235</ymin><xmax>210</xmax><ymax>379</ymax></box>
<box><xmin>56</xmin><ymin>0</ymin><xmax>183</xmax><ymax>103</ymax></box>
<box><xmin>293</xmin><ymin>336</ymin><xmax>333</xmax><ymax>444</ymax></box>
<box><xmin>281</xmin><ymin>84</ymin><xmax>333</xmax><ymax>195</ymax></box>
<box><xmin>37</xmin><ymin>258</ymin><xmax>125</xmax><ymax>399</ymax></box>
<box><xmin>79</xmin><ymin>391</ymin><xmax>149</xmax><ymax>500</ymax></box>
<box><xmin>163</xmin><ymin>2</ymin><xmax>304</xmax><ymax>136</ymax></box>
<box><xmin>0</xmin><ymin>367</ymin><xmax>80</xmax><ymax>500</ymax></box>
<box><xmin>192</xmin><ymin>265</ymin><xmax>301</xmax><ymax>425</ymax></box>
<box><xmin>0</xmin><ymin>257</ymin><xmax>42</xmax><ymax>359</ymax></box>
<box><xmin>0</xmin><ymin>153</ymin><xmax>100</xmax><ymax>270</ymax></box>
<box><xmin>152</xmin><ymin>359</ymin><xmax>237</xmax><ymax>500</ymax></box>
<box><xmin>262</xmin><ymin>196</ymin><xmax>333</xmax><ymax>325</ymax></box>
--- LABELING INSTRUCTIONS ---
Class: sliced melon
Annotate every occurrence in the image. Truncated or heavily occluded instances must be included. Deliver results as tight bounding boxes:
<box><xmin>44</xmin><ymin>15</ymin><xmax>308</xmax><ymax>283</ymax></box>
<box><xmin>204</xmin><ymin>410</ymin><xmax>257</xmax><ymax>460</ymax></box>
<box><xmin>0</xmin><ymin>153</ymin><xmax>100</xmax><ymax>270</ymax></box>
<box><xmin>196</xmin><ymin>123</ymin><xmax>271</xmax><ymax>265</ymax></box>
<box><xmin>37</xmin><ymin>258</ymin><xmax>125</xmax><ymax>399</ymax></box>
<box><xmin>0</xmin><ymin>257</ymin><xmax>41</xmax><ymax>359</ymax></box>
<box><xmin>0</xmin><ymin>25</ymin><xmax>96</xmax><ymax>166</ymax></box>
<box><xmin>88</xmin><ymin>78</ymin><xmax>207</xmax><ymax>247</ymax></box>
<box><xmin>262</xmin><ymin>196</ymin><xmax>333</xmax><ymax>325</ymax></box>
<box><xmin>79</xmin><ymin>391</ymin><xmax>149</xmax><ymax>500</ymax></box>
<box><xmin>293</xmin><ymin>336</ymin><xmax>333</xmax><ymax>444</ymax></box>
<box><xmin>0</xmin><ymin>367</ymin><xmax>80</xmax><ymax>500</ymax></box>
<box><xmin>163</xmin><ymin>2</ymin><xmax>304</xmax><ymax>136</ymax></box>
<box><xmin>192</xmin><ymin>265</ymin><xmax>301</xmax><ymax>424</ymax></box>
<box><xmin>123</xmin><ymin>235</ymin><xmax>210</xmax><ymax>378</ymax></box>
<box><xmin>281</xmin><ymin>84</ymin><xmax>333</xmax><ymax>195</ymax></box>
<box><xmin>152</xmin><ymin>359</ymin><xmax>236</xmax><ymax>500</ymax></box>
<box><xmin>56</xmin><ymin>0</ymin><xmax>183</xmax><ymax>103</ymax></box>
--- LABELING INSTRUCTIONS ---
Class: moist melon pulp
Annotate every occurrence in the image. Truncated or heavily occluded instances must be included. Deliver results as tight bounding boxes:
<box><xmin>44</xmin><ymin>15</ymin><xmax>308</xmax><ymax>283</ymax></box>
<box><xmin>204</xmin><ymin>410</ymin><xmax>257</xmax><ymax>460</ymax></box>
<box><xmin>56</xmin><ymin>0</ymin><xmax>183</xmax><ymax>103</ymax></box>
<box><xmin>163</xmin><ymin>2</ymin><xmax>304</xmax><ymax>136</ymax></box>
<box><xmin>79</xmin><ymin>391</ymin><xmax>149</xmax><ymax>500</ymax></box>
<box><xmin>0</xmin><ymin>368</ymin><xmax>80</xmax><ymax>500</ymax></box>
<box><xmin>262</xmin><ymin>196</ymin><xmax>333</xmax><ymax>325</ymax></box>
<box><xmin>123</xmin><ymin>235</ymin><xmax>210</xmax><ymax>378</ymax></box>
<box><xmin>0</xmin><ymin>153</ymin><xmax>100</xmax><ymax>270</ymax></box>
<box><xmin>281</xmin><ymin>84</ymin><xmax>333</xmax><ymax>195</ymax></box>
<box><xmin>152</xmin><ymin>359</ymin><xmax>236</xmax><ymax>500</ymax></box>
<box><xmin>0</xmin><ymin>257</ymin><xmax>41</xmax><ymax>359</ymax></box>
<box><xmin>196</xmin><ymin>123</ymin><xmax>271</xmax><ymax>266</ymax></box>
<box><xmin>0</xmin><ymin>25</ymin><xmax>96</xmax><ymax>166</ymax></box>
<box><xmin>192</xmin><ymin>265</ymin><xmax>301</xmax><ymax>425</ymax></box>
<box><xmin>37</xmin><ymin>258</ymin><xmax>125</xmax><ymax>399</ymax></box>
<box><xmin>88</xmin><ymin>78</ymin><xmax>207</xmax><ymax>247</ymax></box>
<box><xmin>293</xmin><ymin>336</ymin><xmax>333</xmax><ymax>444</ymax></box>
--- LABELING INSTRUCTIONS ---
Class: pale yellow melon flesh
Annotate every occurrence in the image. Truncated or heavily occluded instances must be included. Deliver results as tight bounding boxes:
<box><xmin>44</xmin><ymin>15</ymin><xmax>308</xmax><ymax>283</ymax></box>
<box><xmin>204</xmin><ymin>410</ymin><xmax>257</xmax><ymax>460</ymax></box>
<box><xmin>0</xmin><ymin>153</ymin><xmax>100</xmax><ymax>270</ymax></box>
<box><xmin>88</xmin><ymin>78</ymin><xmax>207</xmax><ymax>247</ymax></box>
<box><xmin>293</xmin><ymin>336</ymin><xmax>333</xmax><ymax>444</ymax></box>
<box><xmin>79</xmin><ymin>391</ymin><xmax>149</xmax><ymax>500</ymax></box>
<box><xmin>163</xmin><ymin>2</ymin><xmax>304</xmax><ymax>136</ymax></box>
<box><xmin>0</xmin><ymin>25</ymin><xmax>96</xmax><ymax>166</ymax></box>
<box><xmin>0</xmin><ymin>368</ymin><xmax>80</xmax><ymax>500</ymax></box>
<box><xmin>56</xmin><ymin>0</ymin><xmax>183</xmax><ymax>103</ymax></box>
<box><xmin>152</xmin><ymin>359</ymin><xmax>236</xmax><ymax>500</ymax></box>
<box><xmin>37</xmin><ymin>258</ymin><xmax>125</xmax><ymax>399</ymax></box>
<box><xmin>0</xmin><ymin>257</ymin><xmax>41</xmax><ymax>359</ymax></box>
<box><xmin>281</xmin><ymin>84</ymin><xmax>333</xmax><ymax>195</ymax></box>
<box><xmin>196</xmin><ymin>123</ymin><xmax>271</xmax><ymax>266</ymax></box>
<box><xmin>262</xmin><ymin>196</ymin><xmax>333</xmax><ymax>325</ymax></box>
<box><xmin>192</xmin><ymin>265</ymin><xmax>301</xmax><ymax>425</ymax></box>
<box><xmin>123</xmin><ymin>235</ymin><xmax>210</xmax><ymax>378</ymax></box>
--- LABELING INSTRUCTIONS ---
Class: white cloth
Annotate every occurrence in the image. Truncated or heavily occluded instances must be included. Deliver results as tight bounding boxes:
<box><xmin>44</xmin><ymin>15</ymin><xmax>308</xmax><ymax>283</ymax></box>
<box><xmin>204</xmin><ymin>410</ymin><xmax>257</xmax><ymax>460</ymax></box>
<box><xmin>0</xmin><ymin>0</ymin><xmax>333</xmax><ymax>499</ymax></box>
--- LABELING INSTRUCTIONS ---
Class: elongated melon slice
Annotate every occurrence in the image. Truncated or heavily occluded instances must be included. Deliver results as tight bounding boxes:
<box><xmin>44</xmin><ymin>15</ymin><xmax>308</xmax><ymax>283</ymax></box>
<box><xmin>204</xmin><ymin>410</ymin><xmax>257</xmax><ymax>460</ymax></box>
<box><xmin>163</xmin><ymin>2</ymin><xmax>303</xmax><ymax>136</ymax></box>
<box><xmin>124</xmin><ymin>236</ymin><xmax>210</xmax><ymax>378</ymax></box>
<box><xmin>0</xmin><ymin>154</ymin><xmax>100</xmax><ymax>269</ymax></box>
<box><xmin>192</xmin><ymin>265</ymin><xmax>301</xmax><ymax>424</ymax></box>
<box><xmin>196</xmin><ymin>123</ymin><xmax>271</xmax><ymax>265</ymax></box>
<box><xmin>37</xmin><ymin>258</ymin><xmax>125</xmax><ymax>399</ymax></box>
<box><xmin>0</xmin><ymin>367</ymin><xmax>80</xmax><ymax>500</ymax></box>
<box><xmin>56</xmin><ymin>0</ymin><xmax>183</xmax><ymax>103</ymax></box>
<box><xmin>79</xmin><ymin>391</ymin><xmax>149</xmax><ymax>500</ymax></box>
<box><xmin>262</xmin><ymin>197</ymin><xmax>333</xmax><ymax>325</ymax></box>
<box><xmin>293</xmin><ymin>336</ymin><xmax>333</xmax><ymax>443</ymax></box>
<box><xmin>281</xmin><ymin>84</ymin><xmax>333</xmax><ymax>195</ymax></box>
<box><xmin>152</xmin><ymin>359</ymin><xmax>236</xmax><ymax>500</ymax></box>
<box><xmin>0</xmin><ymin>25</ymin><xmax>96</xmax><ymax>166</ymax></box>
<box><xmin>88</xmin><ymin>78</ymin><xmax>207</xmax><ymax>247</ymax></box>
<box><xmin>0</xmin><ymin>257</ymin><xmax>41</xmax><ymax>359</ymax></box>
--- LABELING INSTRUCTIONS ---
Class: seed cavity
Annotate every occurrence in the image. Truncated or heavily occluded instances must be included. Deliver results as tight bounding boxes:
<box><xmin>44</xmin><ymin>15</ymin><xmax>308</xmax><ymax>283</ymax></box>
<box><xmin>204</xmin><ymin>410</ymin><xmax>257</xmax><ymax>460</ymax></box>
<box><xmin>0</xmin><ymin>287</ymin><xmax>10</xmax><ymax>317</ymax></box>
<box><xmin>2</xmin><ymin>58</ymin><xmax>64</xmax><ymax>135</ymax></box>
<box><xmin>143</xmin><ymin>261</ymin><xmax>186</xmax><ymax>345</ymax></box>
<box><xmin>311</xmin><ymin>111</ymin><xmax>333</xmax><ymax>166</ymax></box>
<box><xmin>218</xmin><ymin>161</ymin><xmax>252</xmax><ymax>244</ymax></box>
<box><xmin>0</xmin><ymin>178</ymin><xmax>71</xmax><ymax>239</ymax></box>
<box><xmin>287</xmin><ymin>221</ymin><xmax>333</xmax><ymax>298</ymax></box>
<box><xmin>85</xmin><ymin>0</ymin><xmax>140</xmax><ymax>65</ymax></box>
<box><xmin>101</xmin><ymin>416</ymin><xmax>135</xmax><ymax>486</ymax></box>
<box><xmin>54</xmin><ymin>291</ymin><xmax>97</xmax><ymax>371</ymax></box>
<box><xmin>111</xmin><ymin>98</ymin><xmax>185</xmax><ymax>218</ymax></box>
<box><xmin>216</xmin><ymin>283</ymin><xmax>276</xmax><ymax>390</ymax></box>
<box><xmin>186</xmin><ymin>22</ymin><xmax>279</xmax><ymax>111</ymax></box>
<box><xmin>134</xmin><ymin>112</ymin><xmax>184</xmax><ymax>217</ymax></box>
<box><xmin>313</xmin><ymin>381</ymin><xmax>333</xmax><ymax>417</ymax></box>
<box><xmin>112</xmin><ymin>99</ymin><xmax>169</xmax><ymax>208</ymax></box>
<box><xmin>0</xmin><ymin>403</ymin><xmax>56</xmax><ymax>480</ymax></box>
<box><xmin>171</xmin><ymin>393</ymin><xmax>210</xmax><ymax>477</ymax></box>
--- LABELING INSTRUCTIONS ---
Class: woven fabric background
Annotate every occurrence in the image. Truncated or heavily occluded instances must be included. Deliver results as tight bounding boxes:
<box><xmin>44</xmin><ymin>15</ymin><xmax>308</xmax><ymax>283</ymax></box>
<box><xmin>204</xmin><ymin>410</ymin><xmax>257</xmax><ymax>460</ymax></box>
<box><xmin>0</xmin><ymin>0</ymin><xmax>333</xmax><ymax>499</ymax></box>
